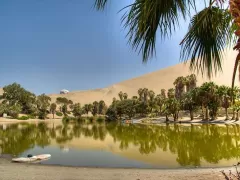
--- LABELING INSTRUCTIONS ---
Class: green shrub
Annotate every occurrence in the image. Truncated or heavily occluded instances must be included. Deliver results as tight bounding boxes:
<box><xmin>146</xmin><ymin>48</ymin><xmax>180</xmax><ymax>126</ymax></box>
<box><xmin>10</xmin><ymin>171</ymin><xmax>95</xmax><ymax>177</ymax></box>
<box><xmin>88</xmin><ymin>116</ymin><xmax>94</xmax><ymax>123</ymax></box>
<box><xmin>67</xmin><ymin>111</ymin><xmax>71</xmax><ymax>115</ymax></box>
<box><xmin>77</xmin><ymin>117</ymin><xmax>85</xmax><ymax>123</ymax></box>
<box><xmin>28</xmin><ymin>114</ymin><xmax>36</xmax><ymax>119</ymax></box>
<box><xmin>17</xmin><ymin>116</ymin><xmax>30</xmax><ymax>120</ymax></box>
<box><xmin>62</xmin><ymin>116</ymin><xmax>77</xmax><ymax>123</ymax></box>
<box><xmin>97</xmin><ymin>116</ymin><xmax>105</xmax><ymax>123</ymax></box>
<box><xmin>56</xmin><ymin>112</ymin><xmax>63</xmax><ymax>116</ymax></box>
<box><xmin>38</xmin><ymin>111</ymin><xmax>48</xmax><ymax>120</ymax></box>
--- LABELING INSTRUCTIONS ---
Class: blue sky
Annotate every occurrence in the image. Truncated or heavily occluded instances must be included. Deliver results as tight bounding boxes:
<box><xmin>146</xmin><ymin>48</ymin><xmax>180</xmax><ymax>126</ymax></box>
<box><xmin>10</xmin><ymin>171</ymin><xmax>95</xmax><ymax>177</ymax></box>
<box><xmin>0</xmin><ymin>0</ymin><xmax>191</xmax><ymax>94</ymax></box>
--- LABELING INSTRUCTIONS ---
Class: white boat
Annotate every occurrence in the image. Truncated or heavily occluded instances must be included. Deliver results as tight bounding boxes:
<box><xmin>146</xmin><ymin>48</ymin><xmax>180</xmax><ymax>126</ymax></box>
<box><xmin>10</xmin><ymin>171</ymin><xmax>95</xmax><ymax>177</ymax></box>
<box><xmin>12</xmin><ymin>154</ymin><xmax>51</xmax><ymax>163</ymax></box>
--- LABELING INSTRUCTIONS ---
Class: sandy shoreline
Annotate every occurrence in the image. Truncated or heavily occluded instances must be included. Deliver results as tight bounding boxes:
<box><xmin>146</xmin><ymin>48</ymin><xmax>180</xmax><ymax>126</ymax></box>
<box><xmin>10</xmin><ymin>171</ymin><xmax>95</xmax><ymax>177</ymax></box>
<box><xmin>0</xmin><ymin>158</ymin><xmax>233</xmax><ymax>180</ymax></box>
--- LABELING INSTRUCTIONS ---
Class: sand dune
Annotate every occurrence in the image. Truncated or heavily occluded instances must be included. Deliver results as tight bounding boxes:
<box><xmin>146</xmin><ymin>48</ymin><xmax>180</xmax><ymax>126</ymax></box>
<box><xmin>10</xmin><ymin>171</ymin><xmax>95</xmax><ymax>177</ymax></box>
<box><xmin>0</xmin><ymin>50</ymin><xmax>238</xmax><ymax>106</ymax></box>
<box><xmin>48</xmin><ymin>50</ymin><xmax>239</xmax><ymax>105</ymax></box>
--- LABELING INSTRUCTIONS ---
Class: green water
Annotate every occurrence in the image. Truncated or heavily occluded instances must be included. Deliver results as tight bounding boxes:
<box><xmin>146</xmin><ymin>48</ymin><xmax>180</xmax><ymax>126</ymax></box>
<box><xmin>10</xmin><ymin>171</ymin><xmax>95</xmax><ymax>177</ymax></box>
<box><xmin>0</xmin><ymin>121</ymin><xmax>240</xmax><ymax>168</ymax></box>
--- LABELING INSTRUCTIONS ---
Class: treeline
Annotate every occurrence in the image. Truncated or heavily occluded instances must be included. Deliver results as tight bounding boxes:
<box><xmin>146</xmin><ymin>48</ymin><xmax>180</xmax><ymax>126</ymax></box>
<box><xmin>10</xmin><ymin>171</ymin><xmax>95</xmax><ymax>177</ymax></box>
<box><xmin>1</xmin><ymin>74</ymin><xmax>240</xmax><ymax>121</ymax></box>
<box><xmin>0</xmin><ymin>83</ymin><xmax>108</xmax><ymax>120</ymax></box>
<box><xmin>106</xmin><ymin>74</ymin><xmax>240</xmax><ymax>121</ymax></box>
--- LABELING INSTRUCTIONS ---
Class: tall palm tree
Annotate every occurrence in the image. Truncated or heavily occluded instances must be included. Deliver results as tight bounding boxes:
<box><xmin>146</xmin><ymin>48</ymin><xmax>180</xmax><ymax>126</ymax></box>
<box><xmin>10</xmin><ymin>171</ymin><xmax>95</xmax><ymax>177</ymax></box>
<box><xmin>186</xmin><ymin>74</ymin><xmax>197</xmax><ymax>92</ymax></box>
<box><xmin>161</xmin><ymin>89</ymin><xmax>167</xmax><ymax>99</ymax></box>
<box><xmin>94</xmin><ymin>0</ymin><xmax>237</xmax><ymax>83</ymax></box>
<box><xmin>123</xmin><ymin>93</ymin><xmax>128</xmax><ymax>100</ymax></box>
<box><xmin>167</xmin><ymin>88</ymin><xmax>175</xmax><ymax>99</ymax></box>
<box><xmin>143</xmin><ymin>88</ymin><xmax>149</xmax><ymax>104</ymax></box>
<box><xmin>217</xmin><ymin>85</ymin><xmax>231</xmax><ymax>120</ymax></box>
<box><xmin>118</xmin><ymin>91</ymin><xmax>124</xmax><ymax>101</ymax></box>
<box><xmin>138</xmin><ymin>88</ymin><xmax>144</xmax><ymax>101</ymax></box>
<box><xmin>182</xmin><ymin>89</ymin><xmax>198</xmax><ymax>120</ymax></box>
<box><xmin>199</xmin><ymin>82</ymin><xmax>219</xmax><ymax>121</ymax></box>
<box><xmin>155</xmin><ymin>94</ymin><xmax>166</xmax><ymax>116</ymax></box>
<box><xmin>174</xmin><ymin>76</ymin><xmax>186</xmax><ymax>99</ymax></box>
<box><xmin>99</xmin><ymin>100</ymin><xmax>106</xmax><ymax>115</ymax></box>
<box><xmin>148</xmin><ymin>90</ymin><xmax>156</xmax><ymax>115</ymax></box>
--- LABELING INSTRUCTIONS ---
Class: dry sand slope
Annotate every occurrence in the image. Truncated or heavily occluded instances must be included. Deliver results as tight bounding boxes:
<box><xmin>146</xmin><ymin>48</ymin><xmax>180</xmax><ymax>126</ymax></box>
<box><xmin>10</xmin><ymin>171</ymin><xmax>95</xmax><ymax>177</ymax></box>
<box><xmin>48</xmin><ymin>50</ymin><xmax>239</xmax><ymax>105</ymax></box>
<box><xmin>0</xmin><ymin>50</ymin><xmax>238</xmax><ymax>106</ymax></box>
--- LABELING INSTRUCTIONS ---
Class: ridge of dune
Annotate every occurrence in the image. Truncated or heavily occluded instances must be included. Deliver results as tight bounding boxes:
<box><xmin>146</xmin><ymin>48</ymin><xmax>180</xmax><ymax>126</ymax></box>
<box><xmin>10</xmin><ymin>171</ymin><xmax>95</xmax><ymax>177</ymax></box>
<box><xmin>0</xmin><ymin>50</ymin><xmax>238</xmax><ymax>106</ymax></box>
<box><xmin>47</xmin><ymin>49</ymin><xmax>239</xmax><ymax>105</ymax></box>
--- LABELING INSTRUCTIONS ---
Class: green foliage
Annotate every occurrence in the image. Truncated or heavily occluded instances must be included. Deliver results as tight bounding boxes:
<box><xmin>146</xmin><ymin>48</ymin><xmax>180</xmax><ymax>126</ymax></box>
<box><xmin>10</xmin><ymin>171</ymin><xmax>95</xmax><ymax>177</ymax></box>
<box><xmin>83</xmin><ymin>104</ymin><xmax>93</xmax><ymax>115</ymax></box>
<box><xmin>92</xmin><ymin>101</ymin><xmax>99</xmax><ymax>116</ymax></box>
<box><xmin>2</xmin><ymin>83</ymin><xmax>37</xmax><ymax>114</ymax></box>
<box><xmin>99</xmin><ymin>100</ymin><xmax>107</xmax><ymax>115</ymax></box>
<box><xmin>62</xmin><ymin>104</ymin><xmax>68</xmax><ymax>116</ymax></box>
<box><xmin>95</xmin><ymin>0</ymin><xmax>235</xmax><ymax>79</ymax></box>
<box><xmin>96</xmin><ymin>116</ymin><xmax>105</xmax><ymax>123</ymax></box>
<box><xmin>56</xmin><ymin>111</ymin><xmax>63</xmax><ymax>117</ymax></box>
<box><xmin>8</xmin><ymin>104</ymin><xmax>22</xmax><ymax>119</ymax></box>
<box><xmin>72</xmin><ymin>103</ymin><xmax>82</xmax><ymax>117</ymax></box>
<box><xmin>37</xmin><ymin>94</ymin><xmax>51</xmax><ymax>119</ymax></box>
<box><xmin>0</xmin><ymin>103</ymin><xmax>8</xmax><ymax>116</ymax></box>
<box><xmin>56</xmin><ymin>97</ymin><xmax>70</xmax><ymax>105</ymax></box>
<box><xmin>17</xmin><ymin>116</ymin><xmax>30</xmax><ymax>120</ymax></box>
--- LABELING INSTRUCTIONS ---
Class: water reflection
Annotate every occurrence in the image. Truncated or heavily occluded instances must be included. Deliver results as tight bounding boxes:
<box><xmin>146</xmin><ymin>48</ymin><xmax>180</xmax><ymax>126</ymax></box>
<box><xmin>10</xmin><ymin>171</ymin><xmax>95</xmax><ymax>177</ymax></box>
<box><xmin>0</xmin><ymin>122</ymin><xmax>240</xmax><ymax>167</ymax></box>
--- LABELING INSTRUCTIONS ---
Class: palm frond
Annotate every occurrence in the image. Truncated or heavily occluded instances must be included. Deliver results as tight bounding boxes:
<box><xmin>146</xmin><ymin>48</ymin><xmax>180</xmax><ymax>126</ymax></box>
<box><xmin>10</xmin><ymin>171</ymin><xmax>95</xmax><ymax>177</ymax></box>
<box><xmin>94</xmin><ymin>0</ymin><xmax>109</xmax><ymax>10</ymax></box>
<box><xmin>121</xmin><ymin>0</ymin><xmax>196</xmax><ymax>62</ymax></box>
<box><xmin>180</xmin><ymin>7</ymin><xmax>234</xmax><ymax>78</ymax></box>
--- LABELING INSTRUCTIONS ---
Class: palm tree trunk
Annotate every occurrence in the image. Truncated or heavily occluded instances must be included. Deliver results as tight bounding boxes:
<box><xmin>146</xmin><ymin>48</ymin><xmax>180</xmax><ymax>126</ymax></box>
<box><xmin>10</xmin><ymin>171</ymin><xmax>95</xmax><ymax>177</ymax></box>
<box><xmin>190</xmin><ymin>110</ymin><xmax>194</xmax><ymax>120</ymax></box>
<box><xmin>231</xmin><ymin>52</ymin><xmax>240</xmax><ymax>100</ymax></box>
<box><xmin>225</xmin><ymin>108</ymin><xmax>229</xmax><ymax>120</ymax></box>
<box><xmin>205</xmin><ymin>107</ymin><xmax>209</xmax><ymax>121</ymax></box>
<box><xmin>165</xmin><ymin>115</ymin><xmax>169</xmax><ymax>122</ymax></box>
<box><xmin>201</xmin><ymin>105</ymin><xmax>205</xmax><ymax>120</ymax></box>
<box><xmin>232</xmin><ymin>111</ymin><xmax>236</xmax><ymax>120</ymax></box>
<box><xmin>236</xmin><ymin>110</ymin><xmax>239</xmax><ymax>121</ymax></box>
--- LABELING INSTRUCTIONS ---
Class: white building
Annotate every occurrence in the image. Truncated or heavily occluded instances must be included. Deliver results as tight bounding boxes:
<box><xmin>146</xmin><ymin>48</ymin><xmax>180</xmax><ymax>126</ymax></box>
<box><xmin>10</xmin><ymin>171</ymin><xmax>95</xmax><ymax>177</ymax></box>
<box><xmin>60</xmin><ymin>89</ymin><xmax>69</xmax><ymax>94</ymax></box>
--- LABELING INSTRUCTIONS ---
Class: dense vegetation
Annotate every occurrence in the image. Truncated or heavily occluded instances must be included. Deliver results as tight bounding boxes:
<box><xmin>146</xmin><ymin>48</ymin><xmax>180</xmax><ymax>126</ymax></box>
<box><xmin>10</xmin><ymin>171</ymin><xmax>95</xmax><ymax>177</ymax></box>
<box><xmin>0</xmin><ymin>83</ymin><xmax>108</xmax><ymax>120</ymax></box>
<box><xmin>0</xmin><ymin>75</ymin><xmax>239</xmax><ymax>122</ymax></box>
<box><xmin>107</xmin><ymin>74</ymin><xmax>240</xmax><ymax>122</ymax></box>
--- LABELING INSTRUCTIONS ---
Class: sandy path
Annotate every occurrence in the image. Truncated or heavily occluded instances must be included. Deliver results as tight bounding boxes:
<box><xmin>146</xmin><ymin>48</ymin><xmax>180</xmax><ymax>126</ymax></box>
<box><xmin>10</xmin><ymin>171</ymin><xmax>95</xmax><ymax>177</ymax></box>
<box><xmin>0</xmin><ymin>159</ymin><xmax>231</xmax><ymax>180</ymax></box>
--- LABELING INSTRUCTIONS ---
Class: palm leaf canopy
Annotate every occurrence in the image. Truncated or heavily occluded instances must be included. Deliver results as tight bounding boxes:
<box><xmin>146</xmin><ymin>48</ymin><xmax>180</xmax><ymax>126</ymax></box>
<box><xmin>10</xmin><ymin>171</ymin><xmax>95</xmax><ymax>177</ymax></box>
<box><xmin>180</xmin><ymin>7</ymin><xmax>234</xmax><ymax>78</ymax></box>
<box><xmin>94</xmin><ymin>0</ymin><xmax>236</xmax><ymax>78</ymax></box>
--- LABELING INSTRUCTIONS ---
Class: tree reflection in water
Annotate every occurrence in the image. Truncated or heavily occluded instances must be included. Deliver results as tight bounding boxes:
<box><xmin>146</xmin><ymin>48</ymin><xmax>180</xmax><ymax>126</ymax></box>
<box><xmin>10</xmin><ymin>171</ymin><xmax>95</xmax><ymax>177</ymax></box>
<box><xmin>0</xmin><ymin>122</ymin><xmax>240</xmax><ymax>167</ymax></box>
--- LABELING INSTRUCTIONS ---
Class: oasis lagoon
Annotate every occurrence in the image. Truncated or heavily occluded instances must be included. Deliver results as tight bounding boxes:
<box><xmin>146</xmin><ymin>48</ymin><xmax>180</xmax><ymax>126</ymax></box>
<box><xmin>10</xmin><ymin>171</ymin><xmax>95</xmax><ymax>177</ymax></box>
<box><xmin>0</xmin><ymin>121</ymin><xmax>240</xmax><ymax>169</ymax></box>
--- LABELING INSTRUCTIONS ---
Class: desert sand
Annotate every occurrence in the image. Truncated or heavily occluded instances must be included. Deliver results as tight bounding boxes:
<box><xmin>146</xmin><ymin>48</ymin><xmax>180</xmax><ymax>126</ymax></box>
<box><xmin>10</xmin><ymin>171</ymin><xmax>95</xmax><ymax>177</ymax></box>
<box><xmin>0</xmin><ymin>50</ymin><xmax>238</xmax><ymax>106</ymax></box>
<box><xmin>46</xmin><ymin>49</ymin><xmax>239</xmax><ymax>106</ymax></box>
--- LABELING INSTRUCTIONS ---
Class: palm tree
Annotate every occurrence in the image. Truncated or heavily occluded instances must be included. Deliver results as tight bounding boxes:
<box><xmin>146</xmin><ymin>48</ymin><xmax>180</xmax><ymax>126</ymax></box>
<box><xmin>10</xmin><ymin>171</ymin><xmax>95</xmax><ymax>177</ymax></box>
<box><xmin>118</xmin><ymin>91</ymin><xmax>124</xmax><ymax>101</ymax></box>
<box><xmin>186</xmin><ymin>74</ymin><xmax>197</xmax><ymax>92</ymax></box>
<box><xmin>123</xmin><ymin>93</ymin><xmax>128</xmax><ymax>100</ymax></box>
<box><xmin>233</xmin><ymin>101</ymin><xmax>240</xmax><ymax>121</ymax></box>
<box><xmin>143</xmin><ymin>88</ymin><xmax>149</xmax><ymax>104</ymax></box>
<box><xmin>198</xmin><ymin>82</ymin><xmax>218</xmax><ymax>121</ymax></box>
<box><xmin>155</xmin><ymin>94</ymin><xmax>165</xmax><ymax>116</ymax></box>
<box><xmin>231</xmin><ymin>87</ymin><xmax>240</xmax><ymax>119</ymax></box>
<box><xmin>99</xmin><ymin>100</ymin><xmax>107</xmax><ymax>115</ymax></box>
<box><xmin>138</xmin><ymin>88</ymin><xmax>144</xmax><ymax>101</ymax></box>
<box><xmin>167</xmin><ymin>88</ymin><xmax>175</xmax><ymax>99</ymax></box>
<box><xmin>148</xmin><ymin>90</ymin><xmax>156</xmax><ymax>115</ymax></box>
<box><xmin>182</xmin><ymin>89</ymin><xmax>198</xmax><ymax>120</ymax></box>
<box><xmin>174</xmin><ymin>76</ymin><xmax>186</xmax><ymax>99</ymax></box>
<box><xmin>94</xmin><ymin>0</ymin><xmax>237</xmax><ymax>83</ymax></box>
<box><xmin>217</xmin><ymin>85</ymin><xmax>231</xmax><ymax>120</ymax></box>
<box><xmin>92</xmin><ymin>101</ymin><xmax>99</xmax><ymax>116</ymax></box>
<box><xmin>161</xmin><ymin>89</ymin><xmax>166</xmax><ymax>99</ymax></box>
<box><xmin>50</xmin><ymin>103</ymin><xmax>57</xmax><ymax>119</ymax></box>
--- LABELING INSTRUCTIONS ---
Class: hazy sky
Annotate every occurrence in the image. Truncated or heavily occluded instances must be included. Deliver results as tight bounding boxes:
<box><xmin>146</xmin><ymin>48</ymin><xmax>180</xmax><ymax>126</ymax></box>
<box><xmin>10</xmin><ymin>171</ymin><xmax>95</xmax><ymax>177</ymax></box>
<box><xmin>0</xmin><ymin>0</ymin><xmax>191</xmax><ymax>94</ymax></box>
